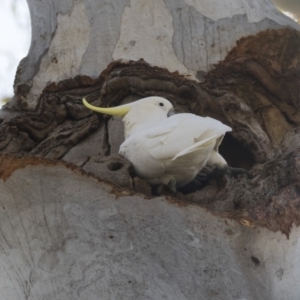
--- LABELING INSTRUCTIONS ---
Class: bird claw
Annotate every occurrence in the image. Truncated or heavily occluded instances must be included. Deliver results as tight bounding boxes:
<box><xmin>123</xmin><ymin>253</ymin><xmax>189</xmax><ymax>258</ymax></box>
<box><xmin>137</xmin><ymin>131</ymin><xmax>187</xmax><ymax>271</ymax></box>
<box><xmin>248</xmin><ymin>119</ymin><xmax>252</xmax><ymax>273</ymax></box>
<box><xmin>200</xmin><ymin>165</ymin><xmax>229</xmax><ymax>180</ymax></box>
<box><xmin>227</xmin><ymin>167</ymin><xmax>250</xmax><ymax>178</ymax></box>
<box><xmin>195</xmin><ymin>172</ymin><xmax>208</xmax><ymax>182</ymax></box>
<box><xmin>151</xmin><ymin>178</ymin><xmax>177</xmax><ymax>196</ymax></box>
<box><xmin>151</xmin><ymin>184</ymin><xmax>164</xmax><ymax>196</ymax></box>
<box><xmin>178</xmin><ymin>178</ymin><xmax>207</xmax><ymax>194</ymax></box>
<box><xmin>203</xmin><ymin>166</ymin><xmax>249</xmax><ymax>181</ymax></box>
<box><xmin>167</xmin><ymin>178</ymin><xmax>177</xmax><ymax>194</ymax></box>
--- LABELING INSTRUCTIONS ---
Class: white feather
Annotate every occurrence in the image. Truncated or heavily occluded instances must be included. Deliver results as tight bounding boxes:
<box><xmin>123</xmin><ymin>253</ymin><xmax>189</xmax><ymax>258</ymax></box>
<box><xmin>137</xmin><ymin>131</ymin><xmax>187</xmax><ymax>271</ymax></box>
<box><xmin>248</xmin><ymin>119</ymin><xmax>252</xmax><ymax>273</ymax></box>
<box><xmin>118</xmin><ymin>97</ymin><xmax>232</xmax><ymax>187</ymax></box>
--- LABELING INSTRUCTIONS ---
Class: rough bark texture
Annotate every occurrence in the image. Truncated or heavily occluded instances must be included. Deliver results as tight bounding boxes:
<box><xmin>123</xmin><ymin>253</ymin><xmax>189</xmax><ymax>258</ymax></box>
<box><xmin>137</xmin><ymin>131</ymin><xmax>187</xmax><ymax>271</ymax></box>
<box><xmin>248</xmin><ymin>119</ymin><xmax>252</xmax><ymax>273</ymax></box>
<box><xmin>1</xmin><ymin>0</ymin><xmax>300</xmax><ymax>299</ymax></box>
<box><xmin>3</xmin><ymin>28</ymin><xmax>300</xmax><ymax>235</ymax></box>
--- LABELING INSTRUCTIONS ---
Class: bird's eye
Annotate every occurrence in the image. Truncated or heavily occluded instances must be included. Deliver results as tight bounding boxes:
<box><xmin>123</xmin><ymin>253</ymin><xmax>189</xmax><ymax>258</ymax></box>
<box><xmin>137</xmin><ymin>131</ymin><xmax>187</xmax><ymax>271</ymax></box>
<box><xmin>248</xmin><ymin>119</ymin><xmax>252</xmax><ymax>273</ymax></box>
<box><xmin>159</xmin><ymin>102</ymin><xmax>164</xmax><ymax>107</ymax></box>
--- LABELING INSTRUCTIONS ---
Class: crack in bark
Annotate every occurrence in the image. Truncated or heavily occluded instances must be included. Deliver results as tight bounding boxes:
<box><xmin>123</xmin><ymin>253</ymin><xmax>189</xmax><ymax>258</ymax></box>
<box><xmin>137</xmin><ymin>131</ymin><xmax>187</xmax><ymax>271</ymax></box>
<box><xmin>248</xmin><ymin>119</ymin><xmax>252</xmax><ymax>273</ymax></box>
<box><xmin>103</xmin><ymin>118</ymin><xmax>111</xmax><ymax>156</ymax></box>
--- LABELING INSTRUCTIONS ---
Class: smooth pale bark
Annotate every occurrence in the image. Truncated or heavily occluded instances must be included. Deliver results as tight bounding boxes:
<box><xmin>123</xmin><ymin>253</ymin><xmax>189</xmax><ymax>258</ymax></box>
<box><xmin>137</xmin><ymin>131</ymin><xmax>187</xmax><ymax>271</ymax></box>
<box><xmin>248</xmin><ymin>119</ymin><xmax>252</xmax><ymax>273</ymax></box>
<box><xmin>0</xmin><ymin>156</ymin><xmax>299</xmax><ymax>300</ymax></box>
<box><xmin>0</xmin><ymin>0</ymin><xmax>300</xmax><ymax>299</ymax></box>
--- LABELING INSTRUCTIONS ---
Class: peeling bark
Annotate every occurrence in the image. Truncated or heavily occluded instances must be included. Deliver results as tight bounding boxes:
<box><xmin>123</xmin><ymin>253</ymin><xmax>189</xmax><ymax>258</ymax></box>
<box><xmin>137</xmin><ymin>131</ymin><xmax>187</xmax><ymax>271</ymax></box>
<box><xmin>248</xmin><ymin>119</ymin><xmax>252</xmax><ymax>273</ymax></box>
<box><xmin>1</xmin><ymin>28</ymin><xmax>300</xmax><ymax>236</ymax></box>
<box><xmin>2</xmin><ymin>1</ymin><xmax>300</xmax><ymax>298</ymax></box>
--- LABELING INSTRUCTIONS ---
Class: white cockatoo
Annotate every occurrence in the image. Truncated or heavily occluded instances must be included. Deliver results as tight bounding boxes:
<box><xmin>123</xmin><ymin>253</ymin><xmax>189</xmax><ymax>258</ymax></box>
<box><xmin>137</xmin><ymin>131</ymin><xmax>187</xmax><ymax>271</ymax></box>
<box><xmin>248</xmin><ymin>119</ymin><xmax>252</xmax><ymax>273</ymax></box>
<box><xmin>82</xmin><ymin>96</ymin><xmax>231</xmax><ymax>193</ymax></box>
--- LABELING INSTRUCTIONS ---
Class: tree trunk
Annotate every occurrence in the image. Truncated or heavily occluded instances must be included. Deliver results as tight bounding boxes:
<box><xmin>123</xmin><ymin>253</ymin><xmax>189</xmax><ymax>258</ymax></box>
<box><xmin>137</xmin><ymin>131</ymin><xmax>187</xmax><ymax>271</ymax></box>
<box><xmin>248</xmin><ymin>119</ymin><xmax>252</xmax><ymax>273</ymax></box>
<box><xmin>1</xmin><ymin>0</ymin><xmax>300</xmax><ymax>299</ymax></box>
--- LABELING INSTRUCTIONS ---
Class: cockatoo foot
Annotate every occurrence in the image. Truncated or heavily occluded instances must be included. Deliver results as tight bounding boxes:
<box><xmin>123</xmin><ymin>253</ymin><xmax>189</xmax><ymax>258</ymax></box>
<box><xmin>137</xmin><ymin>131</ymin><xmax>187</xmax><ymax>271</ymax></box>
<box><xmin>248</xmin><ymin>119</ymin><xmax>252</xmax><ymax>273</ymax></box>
<box><xmin>167</xmin><ymin>178</ymin><xmax>177</xmax><ymax>194</ymax></box>
<box><xmin>151</xmin><ymin>184</ymin><xmax>164</xmax><ymax>196</ymax></box>
<box><xmin>205</xmin><ymin>166</ymin><xmax>249</xmax><ymax>180</ymax></box>
<box><xmin>195</xmin><ymin>166</ymin><xmax>228</xmax><ymax>180</ymax></box>
<box><xmin>227</xmin><ymin>167</ymin><xmax>249</xmax><ymax>178</ymax></box>
<box><xmin>178</xmin><ymin>177</ymin><xmax>208</xmax><ymax>194</ymax></box>
<box><xmin>195</xmin><ymin>172</ymin><xmax>209</xmax><ymax>182</ymax></box>
<box><xmin>151</xmin><ymin>178</ymin><xmax>177</xmax><ymax>195</ymax></box>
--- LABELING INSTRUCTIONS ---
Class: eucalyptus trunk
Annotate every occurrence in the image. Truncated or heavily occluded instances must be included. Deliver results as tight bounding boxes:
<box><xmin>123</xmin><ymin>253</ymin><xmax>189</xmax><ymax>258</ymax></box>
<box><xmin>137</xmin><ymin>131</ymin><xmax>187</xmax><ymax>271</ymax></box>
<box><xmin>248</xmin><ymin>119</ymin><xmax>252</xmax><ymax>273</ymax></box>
<box><xmin>0</xmin><ymin>0</ymin><xmax>300</xmax><ymax>299</ymax></box>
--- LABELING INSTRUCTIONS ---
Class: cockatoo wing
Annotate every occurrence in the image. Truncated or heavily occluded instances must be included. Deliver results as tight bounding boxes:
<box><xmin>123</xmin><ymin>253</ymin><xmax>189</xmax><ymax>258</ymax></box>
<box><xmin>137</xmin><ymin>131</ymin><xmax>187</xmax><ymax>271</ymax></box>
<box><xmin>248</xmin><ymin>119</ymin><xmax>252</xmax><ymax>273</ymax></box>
<box><xmin>214</xmin><ymin>135</ymin><xmax>224</xmax><ymax>151</ymax></box>
<box><xmin>172</xmin><ymin>133</ymin><xmax>220</xmax><ymax>160</ymax></box>
<box><xmin>145</xmin><ymin>113</ymin><xmax>231</xmax><ymax>161</ymax></box>
<box><xmin>120</xmin><ymin>113</ymin><xmax>231</xmax><ymax>183</ymax></box>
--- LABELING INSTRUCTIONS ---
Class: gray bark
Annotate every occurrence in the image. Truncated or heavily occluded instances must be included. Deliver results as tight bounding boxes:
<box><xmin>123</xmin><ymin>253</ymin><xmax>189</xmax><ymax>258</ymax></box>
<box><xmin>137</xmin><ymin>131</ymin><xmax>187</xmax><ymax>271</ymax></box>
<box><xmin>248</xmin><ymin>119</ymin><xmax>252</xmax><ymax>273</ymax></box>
<box><xmin>0</xmin><ymin>155</ymin><xmax>299</xmax><ymax>300</ymax></box>
<box><xmin>0</xmin><ymin>0</ymin><xmax>300</xmax><ymax>299</ymax></box>
<box><xmin>13</xmin><ymin>0</ymin><xmax>299</xmax><ymax>109</ymax></box>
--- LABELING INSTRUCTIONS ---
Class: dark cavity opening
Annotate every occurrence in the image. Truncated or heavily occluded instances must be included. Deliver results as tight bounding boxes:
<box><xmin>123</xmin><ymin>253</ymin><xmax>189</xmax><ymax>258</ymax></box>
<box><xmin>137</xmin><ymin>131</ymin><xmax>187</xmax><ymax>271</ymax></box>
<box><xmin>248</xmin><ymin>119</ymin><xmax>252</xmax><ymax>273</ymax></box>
<box><xmin>219</xmin><ymin>134</ymin><xmax>256</xmax><ymax>170</ymax></box>
<box><xmin>251</xmin><ymin>256</ymin><xmax>260</xmax><ymax>265</ymax></box>
<box><xmin>107</xmin><ymin>161</ymin><xmax>123</xmax><ymax>171</ymax></box>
